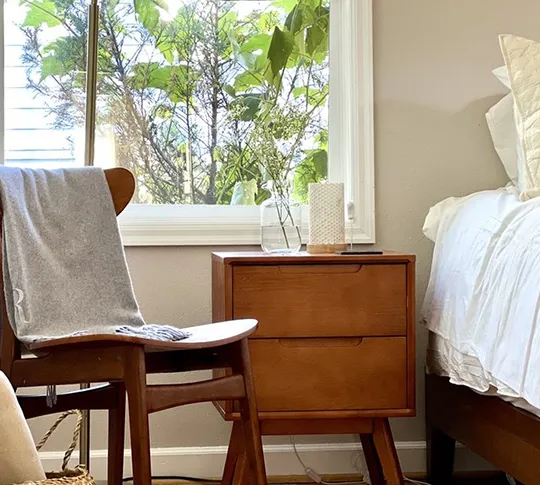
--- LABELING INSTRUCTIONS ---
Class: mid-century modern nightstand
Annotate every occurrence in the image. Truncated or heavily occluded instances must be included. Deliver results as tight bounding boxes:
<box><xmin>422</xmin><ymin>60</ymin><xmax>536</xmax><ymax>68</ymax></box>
<box><xmin>212</xmin><ymin>252</ymin><xmax>416</xmax><ymax>485</ymax></box>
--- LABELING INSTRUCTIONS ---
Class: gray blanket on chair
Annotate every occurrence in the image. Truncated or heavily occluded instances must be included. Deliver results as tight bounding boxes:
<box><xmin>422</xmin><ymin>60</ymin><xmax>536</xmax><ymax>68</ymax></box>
<box><xmin>0</xmin><ymin>167</ymin><xmax>188</xmax><ymax>344</ymax></box>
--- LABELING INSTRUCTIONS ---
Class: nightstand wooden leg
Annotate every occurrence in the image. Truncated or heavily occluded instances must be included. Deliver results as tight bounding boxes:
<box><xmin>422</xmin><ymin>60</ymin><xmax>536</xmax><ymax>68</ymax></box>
<box><xmin>360</xmin><ymin>434</ymin><xmax>385</xmax><ymax>485</ymax></box>
<box><xmin>372</xmin><ymin>419</ymin><xmax>403</xmax><ymax>485</ymax></box>
<box><xmin>223</xmin><ymin>422</ymin><xmax>243</xmax><ymax>485</ymax></box>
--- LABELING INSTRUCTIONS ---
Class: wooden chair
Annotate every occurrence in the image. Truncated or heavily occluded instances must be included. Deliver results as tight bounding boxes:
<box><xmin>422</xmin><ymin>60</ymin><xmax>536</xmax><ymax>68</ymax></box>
<box><xmin>0</xmin><ymin>168</ymin><xmax>267</xmax><ymax>485</ymax></box>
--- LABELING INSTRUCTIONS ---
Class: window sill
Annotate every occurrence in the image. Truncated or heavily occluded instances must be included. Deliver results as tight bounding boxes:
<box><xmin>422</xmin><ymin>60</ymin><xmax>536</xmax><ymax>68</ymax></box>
<box><xmin>118</xmin><ymin>204</ymin><xmax>374</xmax><ymax>246</ymax></box>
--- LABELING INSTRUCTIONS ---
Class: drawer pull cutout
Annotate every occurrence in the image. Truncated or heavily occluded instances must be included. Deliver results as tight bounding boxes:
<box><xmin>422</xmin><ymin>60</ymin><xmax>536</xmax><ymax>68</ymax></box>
<box><xmin>278</xmin><ymin>338</ymin><xmax>363</xmax><ymax>348</ymax></box>
<box><xmin>278</xmin><ymin>264</ymin><xmax>362</xmax><ymax>275</ymax></box>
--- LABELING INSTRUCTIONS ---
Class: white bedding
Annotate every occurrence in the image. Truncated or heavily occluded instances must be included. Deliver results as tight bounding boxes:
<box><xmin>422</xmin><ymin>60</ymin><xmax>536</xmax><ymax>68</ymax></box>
<box><xmin>422</xmin><ymin>185</ymin><xmax>540</xmax><ymax>410</ymax></box>
<box><xmin>427</xmin><ymin>332</ymin><xmax>540</xmax><ymax>417</ymax></box>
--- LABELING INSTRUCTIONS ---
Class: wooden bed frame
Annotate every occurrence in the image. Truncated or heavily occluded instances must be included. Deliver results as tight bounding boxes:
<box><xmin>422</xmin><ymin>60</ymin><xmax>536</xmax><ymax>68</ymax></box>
<box><xmin>425</xmin><ymin>373</ymin><xmax>540</xmax><ymax>484</ymax></box>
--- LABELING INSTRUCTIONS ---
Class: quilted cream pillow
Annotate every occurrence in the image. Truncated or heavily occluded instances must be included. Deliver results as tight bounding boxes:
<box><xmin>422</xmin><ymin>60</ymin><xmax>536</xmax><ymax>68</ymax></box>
<box><xmin>500</xmin><ymin>34</ymin><xmax>540</xmax><ymax>200</ymax></box>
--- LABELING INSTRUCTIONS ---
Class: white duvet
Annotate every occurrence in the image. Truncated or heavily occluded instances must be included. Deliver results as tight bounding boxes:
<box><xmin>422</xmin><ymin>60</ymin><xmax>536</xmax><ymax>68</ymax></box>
<box><xmin>422</xmin><ymin>185</ymin><xmax>540</xmax><ymax>408</ymax></box>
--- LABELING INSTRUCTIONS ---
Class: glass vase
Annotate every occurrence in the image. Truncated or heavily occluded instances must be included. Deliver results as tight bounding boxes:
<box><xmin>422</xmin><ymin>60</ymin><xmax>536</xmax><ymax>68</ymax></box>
<box><xmin>260</xmin><ymin>187</ymin><xmax>302</xmax><ymax>254</ymax></box>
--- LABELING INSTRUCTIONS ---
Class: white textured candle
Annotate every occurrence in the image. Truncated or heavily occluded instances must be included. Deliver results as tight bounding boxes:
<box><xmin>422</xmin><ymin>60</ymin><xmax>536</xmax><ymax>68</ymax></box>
<box><xmin>308</xmin><ymin>182</ymin><xmax>345</xmax><ymax>249</ymax></box>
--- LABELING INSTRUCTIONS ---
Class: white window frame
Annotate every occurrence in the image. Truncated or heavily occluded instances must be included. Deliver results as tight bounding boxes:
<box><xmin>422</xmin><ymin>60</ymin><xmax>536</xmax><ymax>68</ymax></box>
<box><xmin>0</xmin><ymin>0</ymin><xmax>374</xmax><ymax>247</ymax></box>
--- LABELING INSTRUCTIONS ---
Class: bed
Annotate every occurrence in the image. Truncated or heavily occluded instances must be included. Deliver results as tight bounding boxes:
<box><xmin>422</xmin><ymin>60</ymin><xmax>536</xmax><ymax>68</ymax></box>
<box><xmin>422</xmin><ymin>186</ymin><xmax>540</xmax><ymax>484</ymax></box>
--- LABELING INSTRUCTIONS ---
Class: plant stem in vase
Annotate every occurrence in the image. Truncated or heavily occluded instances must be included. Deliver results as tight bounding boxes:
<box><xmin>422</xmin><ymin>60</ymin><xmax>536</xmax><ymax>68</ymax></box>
<box><xmin>260</xmin><ymin>182</ymin><xmax>301</xmax><ymax>254</ymax></box>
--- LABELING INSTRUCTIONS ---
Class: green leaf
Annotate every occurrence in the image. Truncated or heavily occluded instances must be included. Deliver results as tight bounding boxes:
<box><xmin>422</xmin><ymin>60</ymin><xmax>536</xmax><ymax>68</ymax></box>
<box><xmin>300</xmin><ymin>4</ymin><xmax>318</xmax><ymax>26</ymax></box>
<box><xmin>254</xmin><ymin>53</ymin><xmax>269</xmax><ymax>72</ymax></box>
<box><xmin>293</xmin><ymin>149</ymin><xmax>328</xmax><ymax>203</ymax></box>
<box><xmin>292</xmin><ymin>84</ymin><xmax>328</xmax><ymax>105</ymax></box>
<box><xmin>284</xmin><ymin>5</ymin><xmax>303</xmax><ymax>34</ymax></box>
<box><xmin>235</xmin><ymin>34</ymin><xmax>271</xmax><ymax>71</ymax></box>
<box><xmin>231</xmin><ymin>94</ymin><xmax>262</xmax><ymax>121</ymax></box>
<box><xmin>237</xmin><ymin>52</ymin><xmax>257</xmax><ymax>70</ymax></box>
<box><xmin>228</xmin><ymin>29</ymin><xmax>241</xmax><ymax>58</ymax></box>
<box><xmin>234</xmin><ymin>71</ymin><xmax>261</xmax><ymax>91</ymax></box>
<box><xmin>294</xmin><ymin>32</ymin><xmax>306</xmax><ymax>56</ymax></box>
<box><xmin>315</xmin><ymin>129</ymin><xmax>328</xmax><ymax>150</ymax></box>
<box><xmin>256</xmin><ymin>10</ymin><xmax>280</xmax><ymax>33</ymax></box>
<box><xmin>292</xmin><ymin>87</ymin><xmax>304</xmax><ymax>98</ymax></box>
<box><xmin>230</xmin><ymin>179</ymin><xmax>257</xmax><ymax>205</ymax></box>
<box><xmin>271</xmin><ymin>0</ymin><xmax>297</xmax><ymax>11</ymax></box>
<box><xmin>219</xmin><ymin>10</ymin><xmax>238</xmax><ymax>34</ymax></box>
<box><xmin>153</xmin><ymin>104</ymin><xmax>174</xmax><ymax>119</ymax></box>
<box><xmin>129</xmin><ymin>63</ymin><xmax>193</xmax><ymax>103</ymax></box>
<box><xmin>42</xmin><ymin>41</ymin><xmax>57</xmax><ymax>54</ymax></box>
<box><xmin>156</xmin><ymin>39</ymin><xmax>175</xmax><ymax>63</ymax></box>
<box><xmin>134</xmin><ymin>0</ymin><xmax>168</xmax><ymax>32</ymax></box>
<box><xmin>130</xmin><ymin>62</ymin><xmax>160</xmax><ymax>89</ymax></box>
<box><xmin>306</xmin><ymin>25</ymin><xmax>325</xmax><ymax>55</ymax></box>
<box><xmin>267</xmin><ymin>27</ymin><xmax>295</xmax><ymax>78</ymax></box>
<box><xmin>310</xmin><ymin>149</ymin><xmax>328</xmax><ymax>176</ymax></box>
<box><xmin>315</xmin><ymin>5</ymin><xmax>331</xmax><ymax>22</ymax></box>
<box><xmin>240</xmin><ymin>34</ymin><xmax>271</xmax><ymax>54</ymax></box>
<box><xmin>40</xmin><ymin>55</ymin><xmax>66</xmax><ymax>80</ymax></box>
<box><xmin>314</xmin><ymin>47</ymin><xmax>328</xmax><ymax>64</ymax></box>
<box><xmin>154</xmin><ymin>65</ymin><xmax>192</xmax><ymax>102</ymax></box>
<box><xmin>304</xmin><ymin>0</ymin><xmax>322</xmax><ymax>9</ymax></box>
<box><xmin>22</xmin><ymin>0</ymin><xmax>61</xmax><ymax>28</ymax></box>
<box><xmin>223</xmin><ymin>84</ymin><xmax>236</xmax><ymax>97</ymax></box>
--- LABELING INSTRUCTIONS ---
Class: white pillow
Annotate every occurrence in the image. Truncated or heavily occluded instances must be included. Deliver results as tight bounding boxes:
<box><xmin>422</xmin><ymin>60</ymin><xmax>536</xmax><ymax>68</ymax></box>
<box><xmin>500</xmin><ymin>34</ymin><xmax>540</xmax><ymax>200</ymax></box>
<box><xmin>493</xmin><ymin>65</ymin><xmax>511</xmax><ymax>88</ymax></box>
<box><xmin>486</xmin><ymin>93</ymin><xmax>519</xmax><ymax>185</ymax></box>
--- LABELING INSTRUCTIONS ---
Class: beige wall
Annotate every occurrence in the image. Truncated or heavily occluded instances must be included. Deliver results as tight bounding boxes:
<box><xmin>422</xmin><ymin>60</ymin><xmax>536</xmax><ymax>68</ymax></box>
<box><xmin>28</xmin><ymin>0</ymin><xmax>540</xmax><ymax>459</ymax></box>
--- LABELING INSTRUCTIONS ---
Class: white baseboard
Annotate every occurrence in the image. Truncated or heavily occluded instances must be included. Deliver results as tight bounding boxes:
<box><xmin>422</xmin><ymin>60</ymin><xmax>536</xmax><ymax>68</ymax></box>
<box><xmin>39</xmin><ymin>441</ymin><xmax>494</xmax><ymax>481</ymax></box>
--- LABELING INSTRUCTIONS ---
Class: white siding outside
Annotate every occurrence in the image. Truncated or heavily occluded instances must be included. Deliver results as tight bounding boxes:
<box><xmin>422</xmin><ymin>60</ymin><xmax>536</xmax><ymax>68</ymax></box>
<box><xmin>4</xmin><ymin>1</ymin><xmax>83</xmax><ymax>168</ymax></box>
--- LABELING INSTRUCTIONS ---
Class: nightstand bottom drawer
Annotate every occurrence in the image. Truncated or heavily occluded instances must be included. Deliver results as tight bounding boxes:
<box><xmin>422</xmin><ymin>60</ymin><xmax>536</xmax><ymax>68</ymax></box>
<box><xmin>250</xmin><ymin>337</ymin><xmax>407</xmax><ymax>412</ymax></box>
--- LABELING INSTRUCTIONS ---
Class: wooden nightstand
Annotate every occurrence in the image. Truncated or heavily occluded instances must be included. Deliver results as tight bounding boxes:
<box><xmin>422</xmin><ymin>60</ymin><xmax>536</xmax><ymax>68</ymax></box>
<box><xmin>212</xmin><ymin>252</ymin><xmax>415</xmax><ymax>485</ymax></box>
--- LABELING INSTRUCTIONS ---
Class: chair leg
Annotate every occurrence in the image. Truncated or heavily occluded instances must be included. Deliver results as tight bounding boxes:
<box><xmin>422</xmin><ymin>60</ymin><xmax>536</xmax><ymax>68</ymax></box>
<box><xmin>234</xmin><ymin>339</ymin><xmax>267</xmax><ymax>485</ymax></box>
<box><xmin>426</xmin><ymin>424</ymin><xmax>455</xmax><ymax>485</ymax></box>
<box><xmin>108</xmin><ymin>383</ymin><xmax>126</xmax><ymax>485</ymax></box>
<box><xmin>372</xmin><ymin>418</ymin><xmax>403</xmax><ymax>485</ymax></box>
<box><xmin>222</xmin><ymin>421</ymin><xmax>243</xmax><ymax>485</ymax></box>
<box><xmin>360</xmin><ymin>433</ymin><xmax>385</xmax><ymax>485</ymax></box>
<box><xmin>124</xmin><ymin>347</ymin><xmax>152</xmax><ymax>485</ymax></box>
<box><xmin>232</xmin><ymin>452</ymin><xmax>249</xmax><ymax>485</ymax></box>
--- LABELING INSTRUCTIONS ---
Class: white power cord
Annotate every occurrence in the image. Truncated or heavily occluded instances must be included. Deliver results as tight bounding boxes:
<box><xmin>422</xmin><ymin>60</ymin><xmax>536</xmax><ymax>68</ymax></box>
<box><xmin>290</xmin><ymin>436</ymin><xmax>367</xmax><ymax>485</ymax></box>
<box><xmin>291</xmin><ymin>435</ymin><xmax>438</xmax><ymax>485</ymax></box>
<box><xmin>404</xmin><ymin>478</ymin><xmax>431</xmax><ymax>485</ymax></box>
<box><xmin>506</xmin><ymin>474</ymin><xmax>517</xmax><ymax>485</ymax></box>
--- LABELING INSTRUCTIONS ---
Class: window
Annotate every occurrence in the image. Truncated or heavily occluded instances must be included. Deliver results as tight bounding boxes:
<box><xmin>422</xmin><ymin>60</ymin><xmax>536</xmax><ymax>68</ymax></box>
<box><xmin>2</xmin><ymin>0</ymin><xmax>373</xmax><ymax>245</ymax></box>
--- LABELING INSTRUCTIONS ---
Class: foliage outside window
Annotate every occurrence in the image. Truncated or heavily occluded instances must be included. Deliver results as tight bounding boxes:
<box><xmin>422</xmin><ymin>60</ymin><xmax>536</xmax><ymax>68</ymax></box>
<box><xmin>9</xmin><ymin>0</ymin><xmax>330</xmax><ymax>206</ymax></box>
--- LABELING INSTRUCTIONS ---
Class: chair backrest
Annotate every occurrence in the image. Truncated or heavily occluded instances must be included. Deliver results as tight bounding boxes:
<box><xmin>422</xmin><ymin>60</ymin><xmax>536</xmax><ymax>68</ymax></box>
<box><xmin>0</xmin><ymin>167</ymin><xmax>135</xmax><ymax>376</ymax></box>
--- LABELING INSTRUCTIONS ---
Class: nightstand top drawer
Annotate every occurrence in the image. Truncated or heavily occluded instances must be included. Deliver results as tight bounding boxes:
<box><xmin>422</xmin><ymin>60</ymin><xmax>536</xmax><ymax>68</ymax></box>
<box><xmin>233</xmin><ymin>263</ymin><xmax>408</xmax><ymax>338</ymax></box>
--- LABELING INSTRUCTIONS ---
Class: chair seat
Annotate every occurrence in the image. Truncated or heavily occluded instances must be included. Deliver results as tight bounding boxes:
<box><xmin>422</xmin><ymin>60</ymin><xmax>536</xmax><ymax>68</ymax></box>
<box><xmin>28</xmin><ymin>319</ymin><xmax>258</xmax><ymax>352</ymax></box>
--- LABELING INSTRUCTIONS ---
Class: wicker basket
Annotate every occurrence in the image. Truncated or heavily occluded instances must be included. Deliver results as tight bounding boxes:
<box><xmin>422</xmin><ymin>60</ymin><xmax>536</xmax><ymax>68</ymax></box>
<box><xmin>12</xmin><ymin>410</ymin><xmax>95</xmax><ymax>485</ymax></box>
